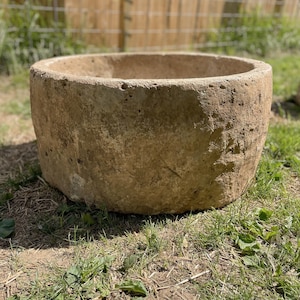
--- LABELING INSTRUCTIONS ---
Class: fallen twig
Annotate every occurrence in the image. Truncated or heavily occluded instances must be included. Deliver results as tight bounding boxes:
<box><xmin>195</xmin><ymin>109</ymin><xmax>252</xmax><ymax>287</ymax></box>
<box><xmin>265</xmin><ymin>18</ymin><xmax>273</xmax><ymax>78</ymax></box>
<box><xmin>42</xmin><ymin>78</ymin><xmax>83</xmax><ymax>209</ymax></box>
<box><xmin>157</xmin><ymin>269</ymin><xmax>211</xmax><ymax>290</ymax></box>
<box><xmin>3</xmin><ymin>271</ymin><xmax>23</xmax><ymax>286</ymax></box>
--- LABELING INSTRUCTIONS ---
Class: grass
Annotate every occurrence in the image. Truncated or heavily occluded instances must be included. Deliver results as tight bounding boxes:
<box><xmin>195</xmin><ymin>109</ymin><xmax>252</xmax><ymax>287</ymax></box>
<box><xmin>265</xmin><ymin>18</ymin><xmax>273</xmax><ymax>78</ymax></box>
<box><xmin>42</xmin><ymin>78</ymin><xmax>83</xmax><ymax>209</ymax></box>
<box><xmin>1</xmin><ymin>12</ymin><xmax>300</xmax><ymax>297</ymax></box>
<box><xmin>1</xmin><ymin>117</ymin><xmax>300</xmax><ymax>299</ymax></box>
<box><xmin>265</xmin><ymin>54</ymin><xmax>300</xmax><ymax>99</ymax></box>
<box><xmin>0</xmin><ymin>60</ymin><xmax>299</xmax><ymax>299</ymax></box>
<box><xmin>208</xmin><ymin>10</ymin><xmax>300</xmax><ymax>57</ymax></box>
<box><xmin>0</xmin><ymin>60</ymin><xmax>300</xmax><ymax>299</ymax></box>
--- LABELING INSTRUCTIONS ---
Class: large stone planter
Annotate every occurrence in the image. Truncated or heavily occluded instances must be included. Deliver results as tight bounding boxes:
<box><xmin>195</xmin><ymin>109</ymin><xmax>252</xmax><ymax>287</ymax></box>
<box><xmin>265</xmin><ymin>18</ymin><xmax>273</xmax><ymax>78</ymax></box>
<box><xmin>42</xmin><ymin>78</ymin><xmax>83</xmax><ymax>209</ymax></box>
<box><xmin>30</xmin><ymin>53</ymin><xmax>272</xmax><ymax>214</ymax></box>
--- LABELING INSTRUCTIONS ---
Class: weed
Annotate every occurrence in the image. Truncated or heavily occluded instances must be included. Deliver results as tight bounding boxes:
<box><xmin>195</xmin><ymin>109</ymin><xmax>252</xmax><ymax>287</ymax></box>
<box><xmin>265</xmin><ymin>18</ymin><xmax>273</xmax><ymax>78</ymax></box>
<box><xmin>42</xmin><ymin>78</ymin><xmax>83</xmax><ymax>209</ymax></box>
<box><xmin>209</xmin><ymin>10</ymin><xmax>300</xmax><ymax>57</ymax></box>
<box><xmin>116</xmin><ymin>279</ymin><xmax>148</xmax><ymax>297</ymax></box>
<box><xmin>20</xmin><ymin>255</ymin><xmax>114</xmax><ymax>299</ymax></box>
<box><xmin>142</xmin><ymin>220</ymin><xmax>164</xmax><ymax>253</ymax></box>
<box><xmin>195</xmin><ymin>209</ymin><xmax>236</xmax><ymax>251</ymax></box>
<box><xmin>121</xmin><ymin>253</ymin><xmax>140</xmax><ymax>272</ymax></box>
<box><xmin>0</xmin><ymin>218</ymin><xmax>15</xmax><ymax>238</ymax></box>
<box><xmin>0</xmin><ymin>1</ymin><xmax>84</xmax><ymax>74</ymax></box>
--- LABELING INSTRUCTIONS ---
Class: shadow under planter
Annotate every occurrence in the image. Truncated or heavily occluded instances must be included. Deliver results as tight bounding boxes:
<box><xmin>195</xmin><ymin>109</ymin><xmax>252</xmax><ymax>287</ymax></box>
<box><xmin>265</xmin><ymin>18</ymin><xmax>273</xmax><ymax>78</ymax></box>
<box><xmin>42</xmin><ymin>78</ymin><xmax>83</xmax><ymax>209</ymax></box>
<box><xmin>30</xmin><ymin>52</ymin><xmax>272</xmax><ymax>214</ymax></box>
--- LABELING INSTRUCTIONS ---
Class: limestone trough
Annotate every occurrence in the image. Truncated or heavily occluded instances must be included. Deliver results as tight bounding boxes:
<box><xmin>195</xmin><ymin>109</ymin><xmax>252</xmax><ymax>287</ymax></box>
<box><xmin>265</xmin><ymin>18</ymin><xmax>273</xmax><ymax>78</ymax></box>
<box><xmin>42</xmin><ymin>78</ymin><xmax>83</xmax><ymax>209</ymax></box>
<box><xmin>30</xmin><ymin>53</ymin><xmax>272</xmax><ymax>214</ymax></box>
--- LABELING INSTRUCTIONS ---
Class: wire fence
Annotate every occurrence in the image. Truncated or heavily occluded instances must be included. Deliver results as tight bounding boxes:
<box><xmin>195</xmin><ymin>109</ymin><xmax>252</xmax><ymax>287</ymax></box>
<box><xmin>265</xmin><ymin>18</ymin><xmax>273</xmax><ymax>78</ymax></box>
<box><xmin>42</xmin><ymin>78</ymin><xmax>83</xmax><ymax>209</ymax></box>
<box><xmin>1</xmin><ymin>0</ymin><xmax>300</xmax><ymax>53</ymax></box>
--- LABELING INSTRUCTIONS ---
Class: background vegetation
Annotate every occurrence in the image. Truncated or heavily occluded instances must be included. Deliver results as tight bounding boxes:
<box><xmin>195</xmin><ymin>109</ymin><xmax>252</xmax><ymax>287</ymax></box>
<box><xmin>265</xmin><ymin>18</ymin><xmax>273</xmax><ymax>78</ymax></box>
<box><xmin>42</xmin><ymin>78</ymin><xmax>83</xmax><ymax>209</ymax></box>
<box><xmin>210</xmin><ymin>11</ymin><xmax>300</xmax><ymax>57</ymax></box>
<box><xmin>0</xmin><ymin>1</ymin><xmax>83</xmax><ymax>74</ymax></box>
<box><xmin>1</xmin><ymin>3</ymin><xmax>300</xmax><ymax>76</ymax></box>
<box><xmin>0</xmin><ymin>3</ymin><xmax>300</xmax><ymax>300</ymax></box>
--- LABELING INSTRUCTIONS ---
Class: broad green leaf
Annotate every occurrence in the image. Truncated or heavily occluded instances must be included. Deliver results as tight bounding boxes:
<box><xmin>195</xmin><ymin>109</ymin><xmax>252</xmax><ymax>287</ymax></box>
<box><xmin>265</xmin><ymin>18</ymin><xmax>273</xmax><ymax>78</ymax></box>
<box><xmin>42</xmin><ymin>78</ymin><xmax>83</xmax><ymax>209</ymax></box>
<box><xmin>236</xmin><ymin>234</ymin><xmax>260</xmax><ymax>255</ymax></box>
<box><xmin>248</xmin><ymin>221</ymin><xmax>264</xmax><ymax>237</ymax></box>
<box><xmin>242</xmin><ymin>255</ymin><xmax>260</xmax><ymax>267</ymax></box>
<box><xmin>122</xmin><ymin>254</ymin><xmax>139</xmax><ymax>271</ymax></box>
<box><xmin>258</xmin><ymin>208</ymin><xmax>273</xmax><ymax>221</ymax></box>
<box><xmin>64</xmin><ymin>265</ymin><xmax>81</xmax><ymax>286</ymax></box>
<box><xmin>237</xmin><ymin>233</ymin><xmax>256</xmax><ymax>244</ymax></box>
<box><xmin>264</xmin><ymin>226</ymin><xmax>279</xmax><ymax>241</ymax></box>
<box><xmin>0</xmin><ymin>218</ymin><xmax>15</xmax><ymax>238</ymax></box>
<box><xmin>81</xmin><ymin>256</ymin><xmax>113</xmax><ymax>280</ymax></box>
<box><xmin>116</xmin><ymin>279</ymin><xmax>147</xmax><ymax>297</ymax></box>
<box><xmin>64</xmin><ymin>255</ymin><xmax>114</xmax><ymax>289</ymax></box>
<box><xmin>237</xmin><ymin>239</ymin><xmax>260</xmax><ymax>253</ymax></box>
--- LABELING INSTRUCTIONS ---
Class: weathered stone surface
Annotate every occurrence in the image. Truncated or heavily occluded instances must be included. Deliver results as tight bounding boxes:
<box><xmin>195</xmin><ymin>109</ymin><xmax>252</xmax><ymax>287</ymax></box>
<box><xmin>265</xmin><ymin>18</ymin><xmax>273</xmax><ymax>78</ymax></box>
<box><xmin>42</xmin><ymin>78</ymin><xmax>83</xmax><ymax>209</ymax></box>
<box><xmin>30</xmin><ymin>53</ymin><xmax>272</xmax><ymax>214</ymax></box>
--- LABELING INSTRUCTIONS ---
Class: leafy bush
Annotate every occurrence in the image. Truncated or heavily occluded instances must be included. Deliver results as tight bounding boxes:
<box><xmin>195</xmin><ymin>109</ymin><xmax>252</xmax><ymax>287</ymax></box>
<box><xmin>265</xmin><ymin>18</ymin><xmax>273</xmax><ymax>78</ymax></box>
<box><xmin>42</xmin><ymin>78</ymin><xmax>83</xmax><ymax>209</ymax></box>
<box><xmin>0</xmin><ymin>1</ymin><xmax>84</xmax><ymax>74</ymax></box>
<box><xmin>208</xmin><ymin>10</ymin><xmax>300</xmax><ymax>57</ymax></box>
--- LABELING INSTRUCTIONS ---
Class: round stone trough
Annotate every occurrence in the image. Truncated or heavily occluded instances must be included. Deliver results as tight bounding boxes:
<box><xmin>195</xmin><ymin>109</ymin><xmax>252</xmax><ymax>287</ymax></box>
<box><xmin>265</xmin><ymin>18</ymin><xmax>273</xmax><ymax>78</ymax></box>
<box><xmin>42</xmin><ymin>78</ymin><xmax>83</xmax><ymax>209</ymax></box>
<box><xmin>30</xmin><ymin>52</ymin><xmax>272</xmax><ymax>215</ymax></box>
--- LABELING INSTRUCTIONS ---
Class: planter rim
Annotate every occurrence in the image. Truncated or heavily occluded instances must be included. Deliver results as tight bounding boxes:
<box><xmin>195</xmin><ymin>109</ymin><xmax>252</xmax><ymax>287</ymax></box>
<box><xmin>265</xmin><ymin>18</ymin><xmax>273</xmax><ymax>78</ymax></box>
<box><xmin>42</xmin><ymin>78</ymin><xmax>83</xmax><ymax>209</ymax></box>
<box><xmin>30</xmin><ymin>52</ymin><xmax>272</xmax><ymax>87</ymax></box>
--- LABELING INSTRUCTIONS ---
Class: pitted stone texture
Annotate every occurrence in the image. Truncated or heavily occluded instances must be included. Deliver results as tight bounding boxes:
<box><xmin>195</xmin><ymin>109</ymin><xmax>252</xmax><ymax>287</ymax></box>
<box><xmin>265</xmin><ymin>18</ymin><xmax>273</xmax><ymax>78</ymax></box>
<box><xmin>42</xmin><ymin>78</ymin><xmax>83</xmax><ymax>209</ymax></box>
<box><xmin>30</xmin><ymin>53</ymin><xmax>272</xmax><ymax>214</ymax></box>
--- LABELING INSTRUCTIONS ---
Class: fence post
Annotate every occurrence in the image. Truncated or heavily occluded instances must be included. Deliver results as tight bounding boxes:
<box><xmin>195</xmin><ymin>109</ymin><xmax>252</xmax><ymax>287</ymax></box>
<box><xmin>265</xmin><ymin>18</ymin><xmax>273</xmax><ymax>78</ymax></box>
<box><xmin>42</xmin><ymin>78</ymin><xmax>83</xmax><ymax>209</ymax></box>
<box><xmin>119</xmin><ymin>0</ymin><xmax>131</xmax><ymax>52</ymax></box>
<box><xmin>221</xmin><ymin>0</ymin><xmax>242</xmax><ymax>25</ymax></box>
<box><xmin>274</xmin><ymin>0</ymin><xmax>284</xmax><ymax>17</ymax></box>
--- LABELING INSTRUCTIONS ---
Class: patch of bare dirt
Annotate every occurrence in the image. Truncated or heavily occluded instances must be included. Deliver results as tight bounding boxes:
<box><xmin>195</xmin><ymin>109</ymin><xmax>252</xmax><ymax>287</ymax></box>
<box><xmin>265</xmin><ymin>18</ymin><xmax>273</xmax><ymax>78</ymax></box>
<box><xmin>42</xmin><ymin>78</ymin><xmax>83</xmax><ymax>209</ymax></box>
<box><xmin>0</xmin><ymin>247</ymin><xmax>74</xmax><ymax>300</ymax></box>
